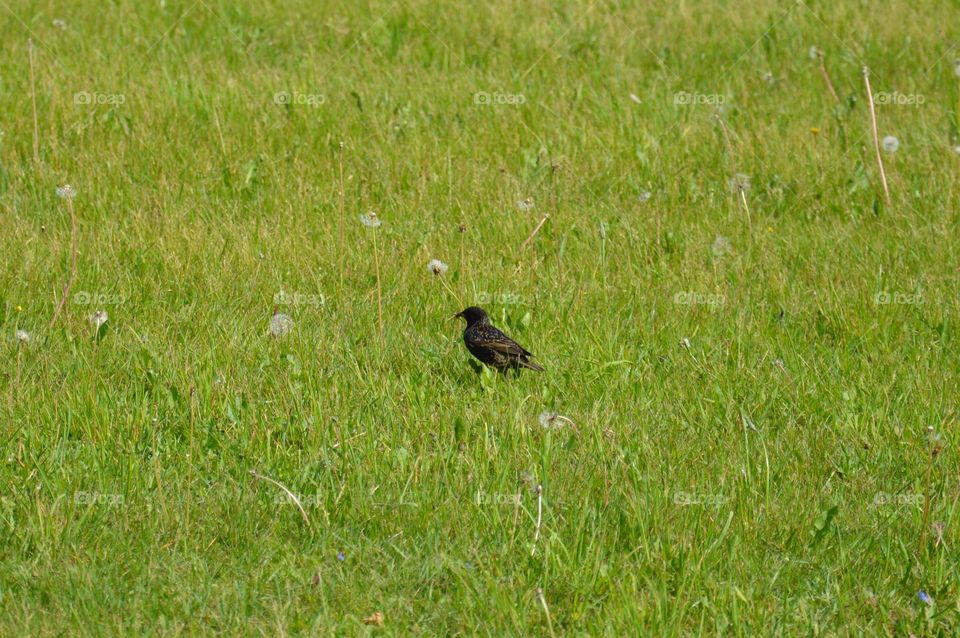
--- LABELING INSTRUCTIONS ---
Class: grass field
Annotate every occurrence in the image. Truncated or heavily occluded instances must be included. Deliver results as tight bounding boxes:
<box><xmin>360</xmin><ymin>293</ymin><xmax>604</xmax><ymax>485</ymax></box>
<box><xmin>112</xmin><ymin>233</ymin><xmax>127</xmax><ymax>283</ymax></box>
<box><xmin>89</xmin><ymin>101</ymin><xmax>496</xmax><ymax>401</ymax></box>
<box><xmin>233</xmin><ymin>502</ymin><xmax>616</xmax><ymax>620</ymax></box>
<box><xmin>2</xmin><ymin>0</ymin><xmax>959</xmax><ymax>634</ymax></box>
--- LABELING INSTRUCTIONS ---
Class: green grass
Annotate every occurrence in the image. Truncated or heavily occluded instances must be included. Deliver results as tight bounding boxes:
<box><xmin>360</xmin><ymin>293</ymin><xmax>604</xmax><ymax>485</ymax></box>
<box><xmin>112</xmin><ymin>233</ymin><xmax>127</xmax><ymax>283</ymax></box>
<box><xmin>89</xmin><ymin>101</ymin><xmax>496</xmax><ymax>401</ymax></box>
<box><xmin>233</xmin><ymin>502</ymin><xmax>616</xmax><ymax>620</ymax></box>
<box><xmin>2</xmin><ymin>0</ymin><xmax>959</xmax><ymax>634</ymax></box>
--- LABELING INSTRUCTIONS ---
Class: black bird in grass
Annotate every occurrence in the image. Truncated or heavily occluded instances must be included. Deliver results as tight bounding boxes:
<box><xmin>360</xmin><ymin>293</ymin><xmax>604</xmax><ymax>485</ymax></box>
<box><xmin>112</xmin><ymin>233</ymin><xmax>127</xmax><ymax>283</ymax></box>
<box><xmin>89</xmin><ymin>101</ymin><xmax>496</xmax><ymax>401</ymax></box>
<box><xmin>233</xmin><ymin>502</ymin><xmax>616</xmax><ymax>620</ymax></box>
<box><xmin>452</xmin><ymin>306</ymin><xmax>544</xmax><ymax>372</ymax></box>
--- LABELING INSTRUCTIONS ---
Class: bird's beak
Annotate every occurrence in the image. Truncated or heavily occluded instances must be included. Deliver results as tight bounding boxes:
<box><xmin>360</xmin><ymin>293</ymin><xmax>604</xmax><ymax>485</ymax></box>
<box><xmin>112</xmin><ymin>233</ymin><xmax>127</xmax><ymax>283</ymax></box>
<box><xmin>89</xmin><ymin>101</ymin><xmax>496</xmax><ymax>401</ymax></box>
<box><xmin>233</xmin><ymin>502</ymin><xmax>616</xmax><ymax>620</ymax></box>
<box><xmin>449</xmin><ymin>311</ymin><xmax>462</xmax><ymax>320</ymax></box>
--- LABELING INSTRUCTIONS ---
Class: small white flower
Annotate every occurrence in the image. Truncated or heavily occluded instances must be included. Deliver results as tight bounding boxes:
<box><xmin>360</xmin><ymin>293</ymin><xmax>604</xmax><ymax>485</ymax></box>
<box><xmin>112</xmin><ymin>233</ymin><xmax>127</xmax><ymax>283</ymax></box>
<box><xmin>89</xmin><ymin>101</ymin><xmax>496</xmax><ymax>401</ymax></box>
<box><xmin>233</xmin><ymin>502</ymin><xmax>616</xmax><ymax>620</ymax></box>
<box><xmin>358</xmin><ymin>211</ymin><xmax>381</xmax><ymax>228</ymax></box>
<box><xmin>15</xmin><ymin>329</ymin><xmax>31</xmax><ymax>345</ymax></box>
<box><xmin>56</xmin><ymin>184</ymin><xmax>76</xmax><ymax>199</ymax></box>
<box><xmin>517</xmin><ymin>198</ymin><xmax>534</xmax><ymax>211</ymax></box>
<box><xmin>90</xmin><ymin>310</ymin><xmax>108</xmax><ymax>328</ymax></box>
<box><xmin>953</xmin><ymin>145</ymin><xmax>960</xmax><ymax>155</ymax></box>
<box><xmin>728</xmin><ymin>173</ymin><xmax>751</xmax><ymax>193</ymax></box>
<box><xmin>680</xmin><ymin>337</ymin><xmax>691</xmax><ymax>349</ymax></box>
<box><xmin>269</xmin><ymin>312</ymin><xmax>293</xmax><ymax>337</ymax></box>
<box><xmin>52</xmin><ymin>18</ymin><xmax>66</xmax><ymax>30</ymax></box>
<box><xmin>711</xmin><ymin>235</ymin><xmax>732</xmax><ymax>258</ymax></box>
<box><xmin>426</xmin><ymin>259</ymin><xmax>448</xmax><ymax>276</ymax></box>
<box><xmin>762</xmin><ymin>71</ymin><xmax>775</xmax><ymax>85</ymax></box>
<box><xmin>638</xmin><ymin>190</ymin><xmax>652</xmax><ymax>203</ymax></box>
<box><xmin>882</xmin><ymin>135</ymin><xmax>899</xmax><ymax>153</ymax></box>
<box><xmin>808</xmin><ymin>46</ymin><xmax>821</xmax><ymax>60</ymax></box>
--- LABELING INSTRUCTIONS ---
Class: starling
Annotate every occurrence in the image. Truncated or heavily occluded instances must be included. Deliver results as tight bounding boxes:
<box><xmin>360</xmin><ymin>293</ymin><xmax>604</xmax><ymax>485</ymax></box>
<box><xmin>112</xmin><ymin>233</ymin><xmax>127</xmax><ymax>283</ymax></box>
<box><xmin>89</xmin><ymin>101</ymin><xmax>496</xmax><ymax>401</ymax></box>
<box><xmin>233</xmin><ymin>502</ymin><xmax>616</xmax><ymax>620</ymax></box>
<box><xmin>452</xmin><ymin>306</ymin><xmax>544</xmax><ymax>372</ymax></box>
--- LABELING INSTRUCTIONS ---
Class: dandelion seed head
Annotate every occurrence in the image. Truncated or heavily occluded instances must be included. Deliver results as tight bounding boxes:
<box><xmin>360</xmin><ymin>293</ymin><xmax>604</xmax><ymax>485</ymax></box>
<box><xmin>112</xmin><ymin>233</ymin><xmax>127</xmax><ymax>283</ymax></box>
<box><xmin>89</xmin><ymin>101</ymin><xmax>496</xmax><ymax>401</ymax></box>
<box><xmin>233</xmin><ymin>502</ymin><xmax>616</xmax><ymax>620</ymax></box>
<box><xmin>56</xmin><ymin>184</ymin><xmax>76</xmax><ymax>199</ymax></box>
<box><xmin>711</xmin><ymin>235</ymin><xmax>732</xmax><ymax>258</ymax></box>
<box><xmin>519</xmin><ymin>471</ymin><xmax>536</xmax><ymax>488</ymax></box>
<box><xmin>762</xmin><ymin>71</ymin><xmax>775</xmax><ymax>85</ymax></box>
<box><xmin>517</xmin><ymin>198</ymin><xmax>534</xmax><ymax>211</ymax></box>
<box><xmin>728</xmin><ymin>173</ymin><xmax>751</xmax><ymax>194</ymax></box>
<box><xmin>15</xmin><ymin>329</ymin><xmax>31</xmax><ymax>344</ymax></box>
<box><xmin>52</xmin><ymin>18</ymin><xmax>66</xmax><ymax>30</ymax></box>
<box><xmin>359</xmin><ymin>211</ymin><xmax>381</xmax><ymax>228</ymax></box>
<box><xmin>539</xmin><ymin>411</ymin><xmax>573</xmax><ymax>431</ymax></box>
<box><xmin>426</xmin><ymin>259</ymin><xmax>448</xmax><ymax>276</ymax></box>
<box><xmin>882</xmin><ymin>135</ymin><xmax>899</xmax><ymax>153</ymax></box>
<box><xmin>808</xmin><ymin>46</ymin><xmax>821</xmax><ymax>60</ymax></box>
<box><xmin>90</xmin><ymin>310</ymin><xmax>108</xmax><ymax>328</ymax></box>
<box><xmin>680</xmin><ymin>337</ymin><xmax>691</xmax><ymax>349</ymax></box>
<box><xmin>538</xmin><ymin>411</ymin><xmax>560</xmax><ymax>430</ymax></box>
<box><xmin>269</xmin><ymin>312</ymin><xmax>293</xmax><ymax>337</ymax></box>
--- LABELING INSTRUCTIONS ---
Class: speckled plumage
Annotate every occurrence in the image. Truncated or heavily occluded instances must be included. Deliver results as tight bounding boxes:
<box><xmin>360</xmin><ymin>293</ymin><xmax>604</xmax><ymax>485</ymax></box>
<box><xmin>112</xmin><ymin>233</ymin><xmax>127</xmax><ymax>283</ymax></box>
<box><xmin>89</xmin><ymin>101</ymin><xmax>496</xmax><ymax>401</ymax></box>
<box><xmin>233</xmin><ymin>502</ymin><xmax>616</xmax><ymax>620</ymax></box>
<box><xmin>453</xmin><ymin>306</ymin><xmax>544</xmax><ymax>372</ymax></box>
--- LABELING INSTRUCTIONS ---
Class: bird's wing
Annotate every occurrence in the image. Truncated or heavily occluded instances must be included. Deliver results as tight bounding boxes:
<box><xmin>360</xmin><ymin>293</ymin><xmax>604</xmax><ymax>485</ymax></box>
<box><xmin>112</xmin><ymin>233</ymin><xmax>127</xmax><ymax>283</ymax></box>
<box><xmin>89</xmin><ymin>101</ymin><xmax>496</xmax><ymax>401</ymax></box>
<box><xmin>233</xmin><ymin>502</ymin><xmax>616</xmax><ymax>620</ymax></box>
<box><xmin>475</xmin><ymin>326</ymin><xmax>533</xmax><ymax>357</ymax></box>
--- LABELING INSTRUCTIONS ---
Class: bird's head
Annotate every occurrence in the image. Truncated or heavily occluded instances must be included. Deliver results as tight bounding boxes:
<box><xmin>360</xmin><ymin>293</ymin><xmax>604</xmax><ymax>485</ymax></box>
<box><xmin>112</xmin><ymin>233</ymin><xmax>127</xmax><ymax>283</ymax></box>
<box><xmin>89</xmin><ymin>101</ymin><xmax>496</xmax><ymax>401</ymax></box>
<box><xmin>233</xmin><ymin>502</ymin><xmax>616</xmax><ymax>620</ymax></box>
<box><xmin>451</xmin><ymin>306</ymin><xmax>490</xmax><ymax>326</ymax></box>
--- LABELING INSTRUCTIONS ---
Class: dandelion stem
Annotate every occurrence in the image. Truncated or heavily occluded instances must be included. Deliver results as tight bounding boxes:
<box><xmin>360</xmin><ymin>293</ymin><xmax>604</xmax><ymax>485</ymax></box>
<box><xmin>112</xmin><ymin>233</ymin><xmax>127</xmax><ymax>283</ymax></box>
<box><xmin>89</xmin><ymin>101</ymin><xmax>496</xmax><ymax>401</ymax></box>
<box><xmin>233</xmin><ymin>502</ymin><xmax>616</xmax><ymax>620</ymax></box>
<box><xmin>9</xmin><ymin>347</ymin><xmax>22</xmax><ymax>411</ymax></box>
<box><xmin>739</xmin><ymin>188</ymin><xmax>752</xmax><ymax>234</ymax></box>
<box><xmin>556</xmin><ymin>414</ymin><xmax>579</xmax><ymax>433</ymax></box>
<box><xmin>337</xmin><ymin>142</ymin><xmax>345</xmax><ymax>286</ymax></box>
<box><xmin>49</xmin><ymin>197</ymin><xmax>78</xmax><ymax>329</ymax></box>
<box><xmin>520</xmin><ymin>214</ymin><xmax>550</xmax><ymax>251</ymax></box>
<box><xmin>819</xmin><ymin>55</ymin><xmax>840</xmax><ymax>103</ymax></box>
<box><xmin>774</xmin><ymin>358</ymin><xmax>792</xmax><ymax>384</ymax></box>
<box><xmin>863</xmin><ymin>67</ymin><xmax>891</xmax><ymax>205</ymax></box>
<box><xmin>537</xmin><ymin>588</ymin><xmax>557</xmax><ymax>638</ymax></box>
<box><xmin>918</xmin><ymin>438</ymin><xmax>935</xmax><ymax>556</ymax></box>
<box><xmin>438</xmin><ymin>272</ymin><xmax>462</xmax><ymax>308</ymax></box>
<box><xmin>716</xmin><ymin>115</ymin><xmax>736</xmax><ymax>162</ymax></box>
<box><xmin>599</xmin><ymin>221</ymin><xmax>607</xmax><ymax>297</ymax></box>
<box><xmin>212</xmin><ymin>104</ymin><xmax>228</xmax><ymax>157</ymax></box>
<box><xmin>655</xmin><ymin>207</ymin><xmax>662</xmax><ymax>250</ymax></box>
<box><xmin>459</xmin><ymin>223</ymin><xmax>466</xmax><ymax>300</ymax></box>
<box><xmin>373</xmin><ymin>228</ymin><xmax>383</xmax><ymax>346</ymax></box>
<box><xmin>717</xmin><ymin>116</ymin><xmax>752</xmax><ymax>235</ymax></box>
<box><xmin>531</xmin><ymin>483</ymin><xmax>543</xmax><ymax>555</ymax></box>
<box><xmin>28</xmin><ymin>40</ymin><xmax>39</xmax><ymax>165</ymax></box>
<box><xmin>250</xmin><ymin>469</ymin><xmax>311</xmax><ymax>527</ymax></box>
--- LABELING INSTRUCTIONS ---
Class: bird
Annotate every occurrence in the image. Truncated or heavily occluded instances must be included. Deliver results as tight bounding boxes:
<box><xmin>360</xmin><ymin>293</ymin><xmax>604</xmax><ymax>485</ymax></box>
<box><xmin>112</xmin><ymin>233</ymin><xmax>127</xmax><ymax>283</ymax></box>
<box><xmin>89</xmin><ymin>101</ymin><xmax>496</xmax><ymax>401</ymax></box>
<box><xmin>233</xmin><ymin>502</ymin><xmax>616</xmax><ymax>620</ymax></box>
<box><xmin>452</xmin><ymin>306</ymin><xmax>544</xmax><ymax>372</ymax></box>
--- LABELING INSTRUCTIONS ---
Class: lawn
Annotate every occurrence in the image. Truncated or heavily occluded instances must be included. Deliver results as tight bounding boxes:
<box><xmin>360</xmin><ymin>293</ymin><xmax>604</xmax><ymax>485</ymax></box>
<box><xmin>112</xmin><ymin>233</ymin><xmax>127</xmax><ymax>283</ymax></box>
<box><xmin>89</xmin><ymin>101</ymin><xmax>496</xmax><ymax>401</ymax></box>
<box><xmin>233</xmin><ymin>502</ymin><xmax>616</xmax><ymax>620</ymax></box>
<box><xmin>1</xmin><ymin>0</ymin><xmax>958</xmax><ymax>634</ymax></box>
